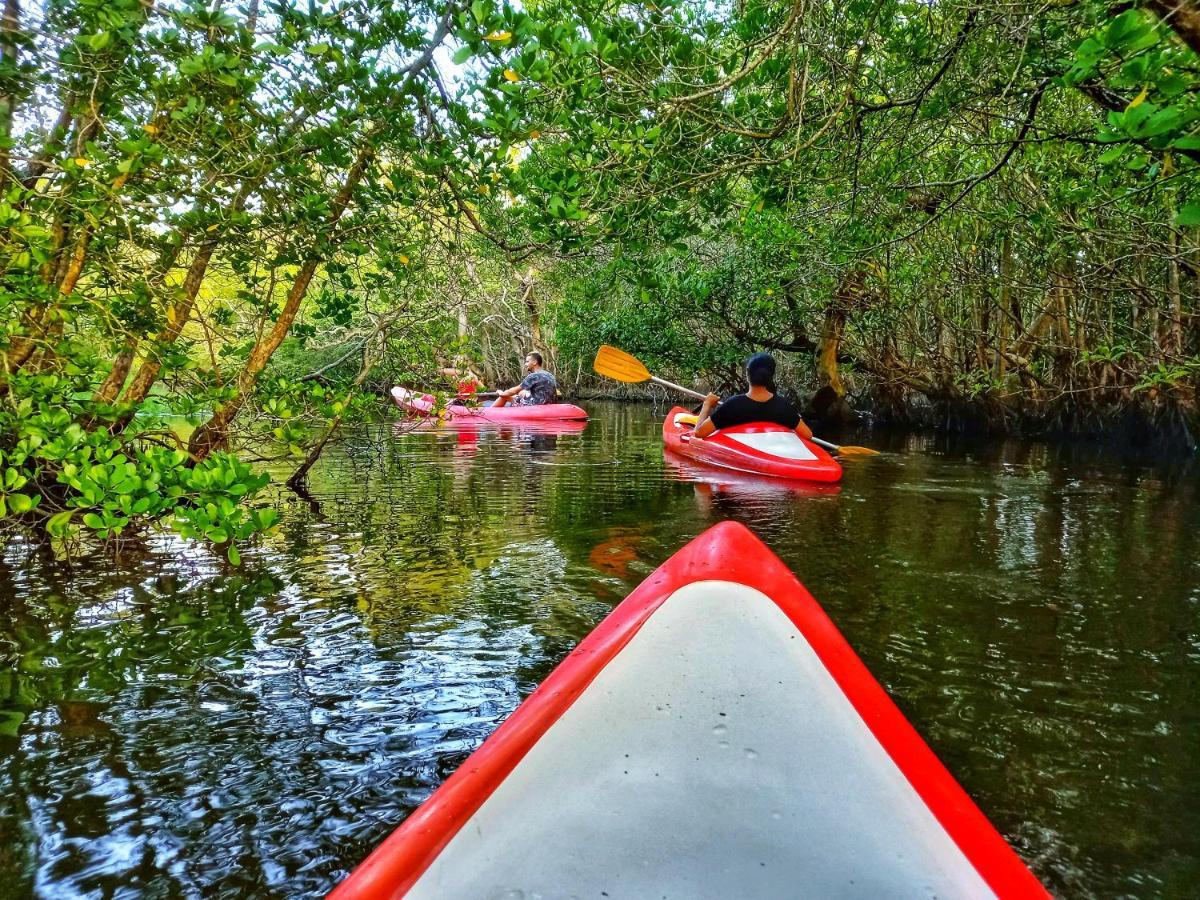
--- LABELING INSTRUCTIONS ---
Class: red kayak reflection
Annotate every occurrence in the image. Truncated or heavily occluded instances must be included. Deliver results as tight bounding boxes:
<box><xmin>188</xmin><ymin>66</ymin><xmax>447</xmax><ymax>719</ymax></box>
<box><xmin>664</xmin><ymin>449</ymin><xmax>842</xmax><ymax>498</ymax></box>
<box><xmin>394</xmin><ymin>419</ymin><xmax>588</xmax><ymax>437</ymax></box>
<box><xmin>393</xmin><ymin>419</ymin><xmax>588</xmax><ymax>459</ymax></box>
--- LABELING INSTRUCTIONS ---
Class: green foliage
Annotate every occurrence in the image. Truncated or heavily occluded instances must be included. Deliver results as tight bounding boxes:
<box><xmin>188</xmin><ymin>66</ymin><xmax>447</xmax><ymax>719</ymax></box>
<box><xmin>509</xmin><ymin>0</ymin><xmax>1200</xmax><ymax>423</ymax></box>
<box><xmin>4</xmin><ymin>0</ymin><xmax>1200</xmax><ymax>539</ymax></box>
<box><xmin>0</xmin><ymin>0</ymin><xmax>544</xmax><ymax>554</ymax></box>
<box><xmin>1133</xmin><ymin>360</ymin><xmax>1200</xmax><ymax>392</ymax></box>
<box><xmin>0</xmin><ymin>366</ymin><xmax>276</xmax><ymax>550</ymax></box>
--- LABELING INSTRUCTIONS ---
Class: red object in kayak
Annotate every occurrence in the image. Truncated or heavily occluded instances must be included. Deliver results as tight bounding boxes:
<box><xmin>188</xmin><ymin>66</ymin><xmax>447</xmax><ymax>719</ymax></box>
<box><xmin>663</xmin><ymin>405</ymin><xmax>842</xmax><ymax>483</ymax></box>
<box><xmin>330</xmin><ymin>521</ymin><xmax>1047</xmax><ymax>900</ymax></box>
<box><xmin>391</xmin><ymin>387</ymin><xmax>588</xmax><ymax>422</ymax></box>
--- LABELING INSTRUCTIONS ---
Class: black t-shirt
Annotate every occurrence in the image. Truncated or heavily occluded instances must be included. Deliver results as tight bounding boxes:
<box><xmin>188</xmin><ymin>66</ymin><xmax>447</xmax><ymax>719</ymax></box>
<box><xmin>709</xmin><ymin>393</ymin><xmax>801</xmax><ymax>430</ymax></box>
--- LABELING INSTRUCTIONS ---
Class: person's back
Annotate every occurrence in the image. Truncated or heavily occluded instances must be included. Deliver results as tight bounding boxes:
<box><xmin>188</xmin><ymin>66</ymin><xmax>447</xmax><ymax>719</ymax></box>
<box><xmin>709</xmin><ymin>392</ymin><xmax>800</xmax><ymax>431</ymax></box>
<box><xmin>694</xmin><ymin>352</ymin><xmax>813</xmax><ymax>440</ymax></box>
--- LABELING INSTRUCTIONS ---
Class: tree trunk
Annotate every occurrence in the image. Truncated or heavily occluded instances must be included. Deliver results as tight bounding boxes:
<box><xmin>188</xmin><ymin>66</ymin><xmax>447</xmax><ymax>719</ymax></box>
<box><xmin>810</xmin><ymin>271</ymin><xmax>860</xmax><ymax>425</ymax></box>
<box><xmin>520</xmin><ymin>267</ymin><xmax>541</xmax><ymax>349</ymax></box>
<box><xmin>0</xmin><ymin>0</ymin><xmax>20</xmax><ymax>190</ymax></box>
<box><xmin>121</xmin><ymin>234</ymin><xmax>224</xmax><ymax>406</ymax></box>
<box><xmin>996</xmin><ymin>234</ymin><xmax>1012</xmax><ymax>378</ymax></box>
<box><xmin>92</xmin><ymin>337</ymin><xmax>139</xmax><ymax>404</ymax></box>
<box><xmin>1</xmin><ymin>226</ymin><xmax>92</xmax><ymax>388</ymax></box>
<box><xmin>288</xmin><ymin>333</ymin><xmax>378</xmax><ymax>488</ymax></box>
<box><xmin>1145</xmin><ymin>0</ymin><xmax>1200</xmax><ymax>56</ymax></box>
<box><xmin>1168</xmin><ymin>225</ymin><xmax>1183</xmax><ymax>356</ymax></box>
<box><xmin>188</xmin><ymin>143</ymin><xmax>377</xmax><ymax>461</ymax></box>
<box><xmin>87</xmin><ymin>230</ymin><xmax>191</xmax><ymax>408</ymax></box>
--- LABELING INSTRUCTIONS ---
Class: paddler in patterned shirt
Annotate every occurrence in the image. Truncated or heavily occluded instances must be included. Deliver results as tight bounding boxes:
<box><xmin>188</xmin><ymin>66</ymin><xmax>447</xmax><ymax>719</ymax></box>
<box><xmin>490</xmin><ymin>351</ymin><xmax>559</xmax><ymax>407</ymax></box>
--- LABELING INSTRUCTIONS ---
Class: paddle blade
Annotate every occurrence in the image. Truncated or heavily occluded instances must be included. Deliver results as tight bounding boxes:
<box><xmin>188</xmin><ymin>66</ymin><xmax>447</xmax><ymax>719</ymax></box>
<box><xmin>833</xmin><ymin>445</ymin><xmax>880</xmax><ymax>457</ymax></box>
<box><xmin>593</xmin><ymin>344</ymin><xmax>652</xmax><ymax>384</ymax></box>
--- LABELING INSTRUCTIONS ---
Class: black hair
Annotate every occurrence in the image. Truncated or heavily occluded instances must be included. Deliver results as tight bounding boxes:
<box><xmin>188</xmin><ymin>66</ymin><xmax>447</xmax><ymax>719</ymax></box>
<box><xmin>527</xmin><ymin>351</ymin><xmax>543</xmax><ymax>366</ymax></box>
<box><xmin>746</xmin><ymin>352</ymin><xmax>777</xmax><ymax>392</ymax></box>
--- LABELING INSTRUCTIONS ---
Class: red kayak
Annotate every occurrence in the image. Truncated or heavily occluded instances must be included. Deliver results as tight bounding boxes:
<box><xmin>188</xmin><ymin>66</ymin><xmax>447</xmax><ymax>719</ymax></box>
<box><xmin>663</xmin><ymin>405</ymin><xmax>842</xmax><ymax>483</ymax></box>
<box><xmin>391</xmin><ymin>387</ymin><xmax>588</xmax><ymax>422</ymax></box>
<box><xmin>331</xmin><ymin>522</ymin><xmax>1046</xmax><ymax>899</ymax></box>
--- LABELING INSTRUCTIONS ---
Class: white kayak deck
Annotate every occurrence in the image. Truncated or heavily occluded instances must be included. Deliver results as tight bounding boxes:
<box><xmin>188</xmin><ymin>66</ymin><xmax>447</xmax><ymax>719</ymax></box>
<box><xmin>408</xmin><ymin>581</ymin><xmax>994</xmax><ymax>899</ymax></box>
<box><xmin>726</xmin><ymin>430</ymin><xmax>819</xmax><ymax>460</ymax></box>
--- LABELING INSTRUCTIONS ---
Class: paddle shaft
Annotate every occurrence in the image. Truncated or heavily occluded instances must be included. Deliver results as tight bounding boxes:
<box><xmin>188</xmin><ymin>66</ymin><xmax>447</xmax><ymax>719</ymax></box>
<box><xmin>652</xmin><ymin>377</ymin><xmax>843</xmax><ymax>454</ymax></box>
<box><xmin>652</xmin><ymin>376</ymin><xmax>706</xmax><ymax>400</ymax></box>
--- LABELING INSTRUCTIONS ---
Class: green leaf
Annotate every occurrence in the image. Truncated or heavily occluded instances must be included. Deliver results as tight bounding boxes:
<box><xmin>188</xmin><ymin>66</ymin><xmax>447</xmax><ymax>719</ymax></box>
<box><xmin>306</xmin><ymin>42</ymin><xmax>331</xmax><ymax>56</ymax></box>
<box><xmin>452</xmin><ymin>45</ymin><xmax>473</xmax><ymax>65</ymax></box>
<box><xmin>1140</xmin><ymin>106</ymin><xmax>1185</xmax><ymax>138</ymax></box>
<box><xmin>1171</xmin><ymin>134</ymin><xmax>1200</xmax><ymax>150</ymax></box>
<box><xmin>7</xmin><ymin>493</ymin><xmax>33</xmax><ymax>514</ymax></box>
<box><xmin>87</xmin><ymin>32</ymin><xmax>111</xmax><ymax>51</ymax></box>
<box><xmin>1175</xmin><ymin>202</ymin><xmax>1200</xmax><ymax>227</ymax></box>
<box><xmin>0</xmin><ymin>709</ymin><xmax>24</xmax><ymax>738</ymax></box>
<box><xmin>46</xmin><ymin>510</ymin><xmax>75</xmax><ymax>536</ymax></box>
<box><xmin>227</xmin><ymin>545</ymin><xmax>241</xmax><ymax>567</ymax></box>
<box><xmin>1158</xmin><ymin>73</ymin><xmax>1190</xmax><ymax>100</ymax></box>
<box><xmin>1122</xmin><ymin>101</ymin><xmax>1156</xmax><ymax>133</ymax></box>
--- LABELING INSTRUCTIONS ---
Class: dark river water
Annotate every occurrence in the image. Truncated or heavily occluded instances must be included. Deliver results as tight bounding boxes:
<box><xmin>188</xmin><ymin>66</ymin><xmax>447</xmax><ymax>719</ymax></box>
<box><xmin>1</xmin><ymin>402</ymin><xmax>1198</xmax><ymax>898</ymax></box>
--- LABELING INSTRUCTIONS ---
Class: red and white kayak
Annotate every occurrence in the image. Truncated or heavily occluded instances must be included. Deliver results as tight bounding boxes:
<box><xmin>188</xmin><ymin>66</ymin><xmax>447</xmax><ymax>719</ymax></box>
<box><xmin>663</xmin><ymin>405</ymin><xmax>842</xmax><ymax>483</ymax></box>
<box><xmin>331</xmin><ymin>521</ymin><xmax>1047</xmax><ymax>900</ymax></box>
<box><xmin>391</xmin><ymin>387</ymin><xmax>588</xmax><ymax>422</ymax></box>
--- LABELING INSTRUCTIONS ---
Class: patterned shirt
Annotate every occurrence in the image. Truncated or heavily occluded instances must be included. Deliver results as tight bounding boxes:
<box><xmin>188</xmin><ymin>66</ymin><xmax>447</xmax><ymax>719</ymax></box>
<box><xmin>516</xmin><ymin>370</ymin><xmax>558</xmax><ymax>405</ymax></box>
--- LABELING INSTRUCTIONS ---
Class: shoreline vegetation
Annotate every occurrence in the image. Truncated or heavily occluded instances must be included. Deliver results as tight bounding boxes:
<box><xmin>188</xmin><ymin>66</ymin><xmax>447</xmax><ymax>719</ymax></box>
<box><xmin>374</xmin><ymin>377</ymin><xmax>1198</xmax><ymax>453</ymax></box>
<box><xmin>2</xmin><ymin>0</ymin><xmax>1200</xmax><ymax>553</ymax></box>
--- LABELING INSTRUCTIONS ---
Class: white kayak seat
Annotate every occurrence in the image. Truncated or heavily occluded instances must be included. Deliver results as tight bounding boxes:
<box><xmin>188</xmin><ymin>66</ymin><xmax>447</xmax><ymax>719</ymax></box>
<box><xmin>726</xmin><ymin>430</ymin><xmax>817</xmax><ymax>460</ymax></box>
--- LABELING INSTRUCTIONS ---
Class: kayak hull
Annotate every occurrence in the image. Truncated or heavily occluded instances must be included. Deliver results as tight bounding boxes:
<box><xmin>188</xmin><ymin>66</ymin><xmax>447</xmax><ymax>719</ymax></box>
<box><xmin>664</xmin><ymin>448</ymin><xmax>841</xmax><ymax>497</ymax></box>
<box><xmin>663</xmin><ymin>405</ymin><xmax>842</xmax><ymax>482</ymax></box>
<box><xmin>331</xmin><ymin>522</ymin><xmax>1046</xmax><ymax>900</ymax></box>
<box><xmin>391</xmin><ymin>387</ymin><xmax>588</xmax><ymax>422</ymax></box>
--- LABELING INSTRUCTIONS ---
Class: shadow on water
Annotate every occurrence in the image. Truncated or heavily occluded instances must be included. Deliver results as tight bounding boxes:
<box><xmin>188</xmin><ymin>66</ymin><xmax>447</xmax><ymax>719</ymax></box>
<box><xmin>1</xmin><ymin>401</ymin><xmax>1198</xmax><ymax>897</ymax></box>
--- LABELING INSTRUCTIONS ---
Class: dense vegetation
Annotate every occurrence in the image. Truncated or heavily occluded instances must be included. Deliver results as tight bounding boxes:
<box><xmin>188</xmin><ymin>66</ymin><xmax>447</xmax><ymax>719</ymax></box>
<box><xmin>536</xmin><ymin>0</ymin><xmax>1200</xmax><ymax>443</ymax></box>
<box><xmin>2</xmin><ymin>0</ymin><xmax>1199</xmax><ymax>554</ymax></box>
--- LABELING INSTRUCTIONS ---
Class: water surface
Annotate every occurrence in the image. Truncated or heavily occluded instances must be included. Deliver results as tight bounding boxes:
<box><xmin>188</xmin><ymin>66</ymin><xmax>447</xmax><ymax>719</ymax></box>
<box><xmin>1</xmin><ymin>402</ymin><xmax>1198</xmax><ymax>897</ymax></box>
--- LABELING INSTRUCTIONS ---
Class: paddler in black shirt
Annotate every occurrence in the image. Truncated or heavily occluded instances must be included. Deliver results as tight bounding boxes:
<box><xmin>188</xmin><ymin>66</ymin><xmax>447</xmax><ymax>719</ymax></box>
<box><xmin>693</xmin><ymin>353</ymin><xmax>814</xmax><ymax>440</ymax></box>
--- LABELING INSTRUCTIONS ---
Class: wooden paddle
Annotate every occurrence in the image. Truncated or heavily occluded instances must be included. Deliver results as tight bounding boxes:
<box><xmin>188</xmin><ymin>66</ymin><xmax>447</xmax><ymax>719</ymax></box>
<box><xmin>593</xmin><ymin>344</ymin><xmax>880</xmax><ymax>457</ymax></box>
